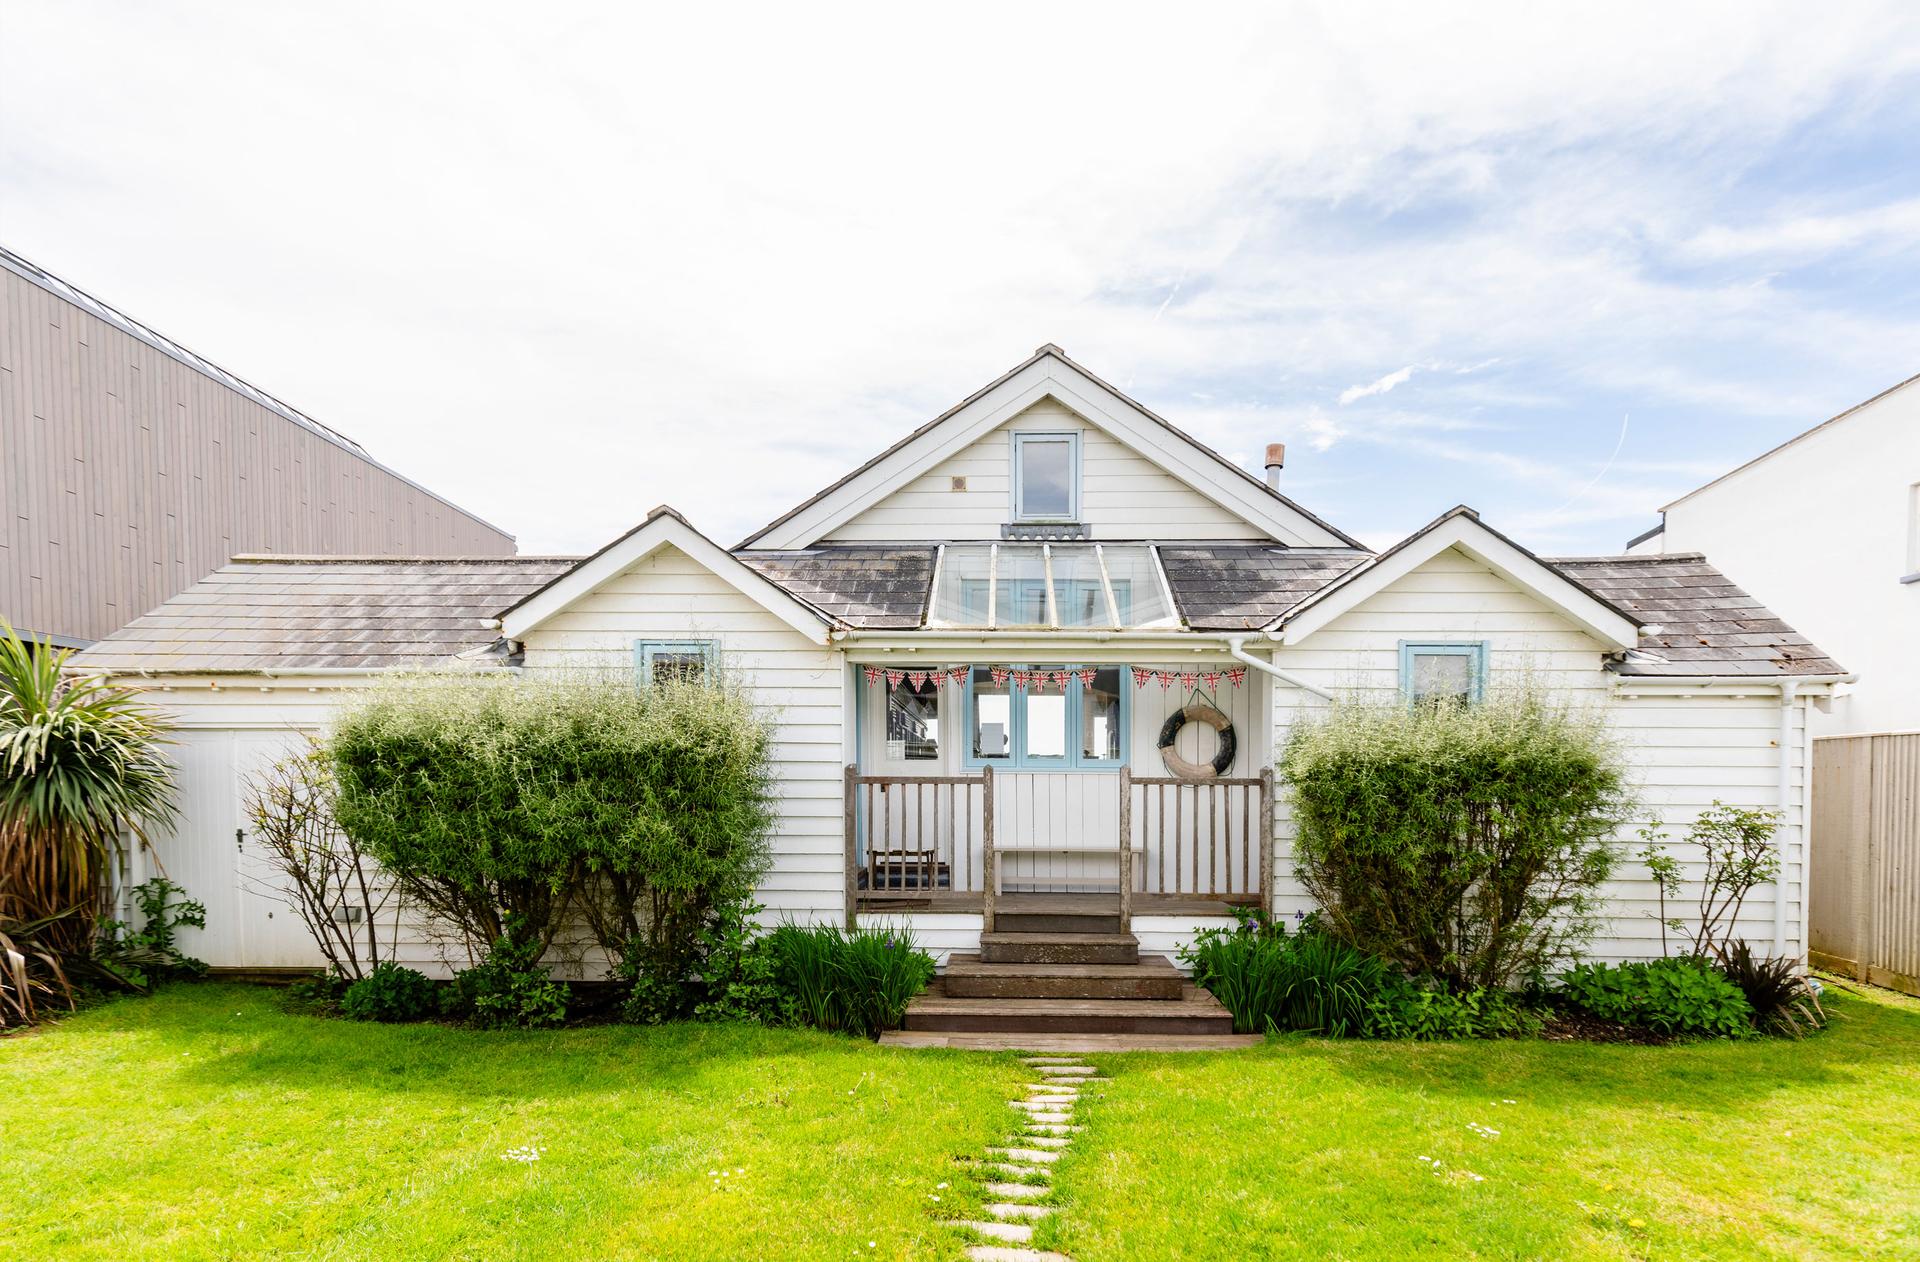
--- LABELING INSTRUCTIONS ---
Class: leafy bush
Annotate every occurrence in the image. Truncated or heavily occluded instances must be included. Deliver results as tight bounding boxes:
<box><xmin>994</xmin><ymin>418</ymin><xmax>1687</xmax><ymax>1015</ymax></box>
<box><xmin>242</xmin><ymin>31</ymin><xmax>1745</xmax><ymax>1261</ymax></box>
<box><xmin>95</xmin><ymin>878</ymin><xmax>208</xmax><ymax>990</ymax></box>
<box><xmin>764</xmin><ymin>922</ymin><xmax>935</xmax><ymax>1038</ymax></box>
<box><xmin>454</xmin><ymin>928</ymin><xmax>568</xmax><ymax>1030</ymax></box>
<box><xmin>690</xmin><ymin>901</ymin><xmax>783</xmax><ymax>1024</ymax></box>
<box><xmin>1719</xmin><ymin>940</ymin><xmax>1826</xmax><ymax>1037</ymax></box>
<box><xmin>1</xmin><ymin>913</ymin><xmax>75</xmax><ymax>1028</ymax></box>
<box><xmin>341</xmin><ymin>961</ymin><xmax>439</xmax><ymax>1022</ymax></box>
<box><xmin>1363</xmin><ymin>975</ymin><xmax>1542</xmax><ymax>1040</ymax></box>
<box><xmin>1559</xmin><ymin>957</ymin><xmax>1754</xmax><ymax>1038</ymax></box>
<box><xmin>1637</xmin><ymin>803</ymin><xmax>1782</xmax><ymax>962</ymax></box>
<box><xmin>1282</xmin><ymin>688</ymin><xmax>1632</xmax><ymax>991</ymax></box>
<box><xmin>329</xmin><ymin>672</ymin><xmax>773</xmax><ymax>973</ymax></box>
<box><xmin>1182</xmin><ymin>911</ymin><xmax>1386</xmax><ymax>1036</ymax></box>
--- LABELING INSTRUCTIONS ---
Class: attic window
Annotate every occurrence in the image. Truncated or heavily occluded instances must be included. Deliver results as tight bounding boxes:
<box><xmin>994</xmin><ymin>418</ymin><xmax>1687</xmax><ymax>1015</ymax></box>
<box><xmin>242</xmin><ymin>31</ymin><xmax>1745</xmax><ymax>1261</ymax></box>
<box><xmin>1012</xmin><ymin>432</ymin><xmax>1079</xmax><ymax>522</ymax></box>
<box><xmin>928</xmin><ymin>543</ymin><xmax>1175</xmax><ymax>629</ymax></box>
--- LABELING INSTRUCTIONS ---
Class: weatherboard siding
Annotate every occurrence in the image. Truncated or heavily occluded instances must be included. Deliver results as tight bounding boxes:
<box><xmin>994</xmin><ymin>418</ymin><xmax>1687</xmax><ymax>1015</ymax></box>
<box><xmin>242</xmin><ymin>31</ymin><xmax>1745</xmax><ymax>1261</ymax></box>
<box><xmin>826</xmin><ymin>398</ymin><xmax>1267</xmax><ymax>542</ymax></box>
<box><xmin>517</xmin><ymin>544</ymin><xmax>848</xmax><ymax>922</ymax></box>
<box><xmin>1263</xmin><ymin>546</ymin><xmax>1809</xmax><ymax>963</ymax></box>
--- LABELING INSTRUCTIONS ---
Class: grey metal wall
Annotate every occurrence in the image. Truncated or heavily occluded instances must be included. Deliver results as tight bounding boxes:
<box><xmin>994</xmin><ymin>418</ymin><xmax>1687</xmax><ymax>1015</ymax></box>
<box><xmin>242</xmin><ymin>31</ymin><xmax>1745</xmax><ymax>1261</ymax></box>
<box><xmin>0</xmin><ymin>257</ymin><xmax>515</xmax><ymax>645</ymax></box>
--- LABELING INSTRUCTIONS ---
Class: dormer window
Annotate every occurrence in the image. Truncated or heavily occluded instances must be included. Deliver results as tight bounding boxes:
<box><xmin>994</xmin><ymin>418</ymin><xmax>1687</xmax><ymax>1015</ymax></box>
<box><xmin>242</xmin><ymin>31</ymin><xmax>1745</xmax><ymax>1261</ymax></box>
<box><xmin>1012</xmin><ymin>432</ymin><xmax>1079</xmax><ymax>523</ymax></box>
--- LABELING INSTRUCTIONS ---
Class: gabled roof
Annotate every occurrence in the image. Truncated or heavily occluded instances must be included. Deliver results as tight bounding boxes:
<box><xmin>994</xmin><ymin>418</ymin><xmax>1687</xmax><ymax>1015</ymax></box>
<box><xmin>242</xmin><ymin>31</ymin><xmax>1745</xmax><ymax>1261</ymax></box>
<box><xmin>1157</xmin><ymin>545</ymin><xmax>1372</xmax><ymax>631</ymax></box>
<box><xmin>67</xmin><ymin>557</ymin><xmax>575</xmax><ymax>673</ymax></box>
<box><xmin>737</xmin><ymin>345</ymin><xmax>1361</xmax><ymax>550</ymax></box>
<box><xmin>1547</xmin><ymin>554</ymin><xmax>1845</xmax><ymax>677</ymax></box>
<box><xmin>498</xmin><ymin>506</ymin><xmax>835</xmax><ymax>644</ymax></box>
<box><xmin>1270</xmin><ymin>506</ymin><xmax>1645</xmax><ymax>650</ymax></box>
<box><xmin>734</xmin><ymin>548</ymin><xmax>935</xmax><ymax>628</ymax></box>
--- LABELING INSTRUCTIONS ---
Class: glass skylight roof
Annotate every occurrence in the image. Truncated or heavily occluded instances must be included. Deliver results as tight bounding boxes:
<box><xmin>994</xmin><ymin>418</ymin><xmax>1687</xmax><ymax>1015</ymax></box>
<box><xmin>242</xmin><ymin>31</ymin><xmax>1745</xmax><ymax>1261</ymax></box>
<box><xmin>927</xmin><ymin>543</ymin><xmax>1176</xmax><ymax>629</ymax></box>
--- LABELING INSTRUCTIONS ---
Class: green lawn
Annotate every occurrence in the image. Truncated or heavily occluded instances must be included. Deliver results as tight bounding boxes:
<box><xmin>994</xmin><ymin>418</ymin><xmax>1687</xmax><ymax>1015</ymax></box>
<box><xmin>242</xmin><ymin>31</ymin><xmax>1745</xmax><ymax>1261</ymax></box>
<box><xmin>4</xmin><ymin>982</ymin><xmax>1918</xmax><ymax>1261</ymax></box>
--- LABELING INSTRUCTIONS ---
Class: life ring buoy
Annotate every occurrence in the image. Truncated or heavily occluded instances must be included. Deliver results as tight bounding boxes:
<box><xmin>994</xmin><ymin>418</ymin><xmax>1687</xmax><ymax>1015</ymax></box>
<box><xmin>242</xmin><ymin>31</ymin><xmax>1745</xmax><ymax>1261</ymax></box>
<box><xmin>1157</xmin><ymin>704</ymin><xmax>1236</xmax><ymax>780</ymax></box>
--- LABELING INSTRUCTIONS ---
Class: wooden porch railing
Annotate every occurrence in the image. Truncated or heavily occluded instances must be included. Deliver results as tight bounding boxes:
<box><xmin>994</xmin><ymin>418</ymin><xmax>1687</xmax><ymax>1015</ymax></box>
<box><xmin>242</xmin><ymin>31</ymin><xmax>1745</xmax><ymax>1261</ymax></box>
<box><xmin>844</xmin><ymin>764</ymin><xmax>1270</xmax><ymax>932</ymax></box>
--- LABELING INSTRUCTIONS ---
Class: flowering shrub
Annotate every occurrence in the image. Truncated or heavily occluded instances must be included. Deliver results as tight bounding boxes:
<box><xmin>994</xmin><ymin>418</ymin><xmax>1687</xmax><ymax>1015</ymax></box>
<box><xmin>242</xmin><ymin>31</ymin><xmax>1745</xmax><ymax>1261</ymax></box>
<box><xmin>1559</xmin><ymin>957</ymin><xmax>1754</xmax><ymax>1038</ymax></box>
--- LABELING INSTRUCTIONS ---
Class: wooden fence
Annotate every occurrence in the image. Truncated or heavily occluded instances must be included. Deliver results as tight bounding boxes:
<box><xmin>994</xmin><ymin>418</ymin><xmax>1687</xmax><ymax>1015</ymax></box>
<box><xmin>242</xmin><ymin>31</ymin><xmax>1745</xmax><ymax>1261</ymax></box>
<box><xmin>1810</xmin><ymin>732</ymin><xmax>1920</xmax><ymax>997</ymax></box>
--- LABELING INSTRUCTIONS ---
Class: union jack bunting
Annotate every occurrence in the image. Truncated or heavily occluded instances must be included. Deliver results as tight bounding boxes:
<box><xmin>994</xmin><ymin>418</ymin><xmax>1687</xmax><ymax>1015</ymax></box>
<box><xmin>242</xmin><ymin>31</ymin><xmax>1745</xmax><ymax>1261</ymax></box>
<box><xmin>1227</xmin><ymin>668</ymin><xmax>1247</xmax><ymax>687</ymax></box>
<box><xmin>863</xmin><ymin>666</ymin><xmax>881</xmax><ymax>685</ymax></box>
<box><xmin>1077</xmin><ymin>667</ymin><xmax>1097</xmax><ymax>687</ymax></box>
<box><xmin>1132</xmin><ymin>667</ymin><xmax>1151</xmax><ymax>688</ymax></box>
<box><xmin>906</xmin><ymin>671</ymin><xmax>927</xmax><ymax>689</ymax></box>
<box><xmin>885</xmin><ymin>669</ymin><xmax>904</xmax><ymax>687</ymax></box>
<box><xmin>1201</xmin><ymin>671</ymin><xmax>1222</xmax><ymax>690</ymax></box>
<box><xmin>990</xmin><ymin>667</ymin><xmax>1009</xmax><ymax>685</ymax></box>
<box><xmin>950</xmin><ymin>667</ymin><xmax>970</xmax><ymax>685</ymax></box>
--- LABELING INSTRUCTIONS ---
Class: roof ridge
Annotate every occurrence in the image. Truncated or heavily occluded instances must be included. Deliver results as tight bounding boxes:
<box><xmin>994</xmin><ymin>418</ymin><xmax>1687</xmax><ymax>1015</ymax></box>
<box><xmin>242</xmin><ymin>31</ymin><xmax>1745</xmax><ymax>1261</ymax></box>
<box><xmin>1545</xmin><ymin>552</ymin><xmax>1709</xmax><ymax>564</ymax></box>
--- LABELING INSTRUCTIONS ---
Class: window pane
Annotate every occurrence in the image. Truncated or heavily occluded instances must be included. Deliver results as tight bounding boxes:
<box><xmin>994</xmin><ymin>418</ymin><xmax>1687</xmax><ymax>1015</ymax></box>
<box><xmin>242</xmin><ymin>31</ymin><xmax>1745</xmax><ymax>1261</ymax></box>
<box><xmin>930</xmin><ymin>545</ymin><xmax>992</xmax><ymax>625</ymax></box>
<box><xmin>885</xmin><ymin>679</ymin><xmax>940</xmax><ymax>761</ymax></box>
<box><xmin>1023</xmin><ymin>678</ymin><xmax>1067</xmax><ymax>759</ymax></box>
<box><xmin>650</xmin><ymin>651</ymin><xmax>706</xmax><ymax>684</ymax></box>
<box><xmin>1097</xmin><ymin>546</ymin><xmax>1171</xmax><ymax>625</ymax></box>
<box><xmin>1411</xmin><ymin>652</ymin><xmax>1473</xmax><ymax>705</ymax></box>
<box><xmin>1080</xmin><ymin>667</ymin><xmax>1122</xmax><ymax>761</ymax></box>
<box><xmin>971</xmin><ymin>668</ymin><xmax>1012</xmax><ymax>759</ymax></box>
<box><xmin>1050</xmin><ymin>548</ymin><xmax>1111</xmax><ymax>627</ymax></box>
<box><xmin>1017</xmin><ymin>437</ymin><xmax>1073</xmax><ymax>519</ymax></box>
<box><xmin>993</xmin><ymin>546</ymin><xmax>1049</xmax><ymax>627</ymax></box>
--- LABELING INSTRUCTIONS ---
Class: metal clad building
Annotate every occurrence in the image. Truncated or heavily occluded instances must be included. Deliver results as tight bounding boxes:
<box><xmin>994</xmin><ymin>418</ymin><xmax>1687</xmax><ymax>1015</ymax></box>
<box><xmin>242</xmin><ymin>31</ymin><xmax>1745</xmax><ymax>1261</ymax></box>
<box><xmin>0</xmin><ymin>246</ymin><xmax>515</xmax><ymax>646</ymax></box>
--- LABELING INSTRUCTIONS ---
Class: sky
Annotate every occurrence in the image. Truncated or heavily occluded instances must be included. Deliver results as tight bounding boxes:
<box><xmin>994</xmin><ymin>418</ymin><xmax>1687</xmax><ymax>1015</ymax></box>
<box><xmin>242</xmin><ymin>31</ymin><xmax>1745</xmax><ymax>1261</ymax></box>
<box><xmin>5</xmin><ymin>2</ymin><xmax>1920</xmax><ymax>556</ymax></box>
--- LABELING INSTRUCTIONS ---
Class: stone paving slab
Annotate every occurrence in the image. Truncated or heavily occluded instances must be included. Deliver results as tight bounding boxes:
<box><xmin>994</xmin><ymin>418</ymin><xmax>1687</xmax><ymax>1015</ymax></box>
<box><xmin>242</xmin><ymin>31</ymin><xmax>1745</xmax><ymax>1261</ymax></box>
<box><xmin>983</xmin><ymin>1181</ymin><xmax>1050</xmax><ymax>1200</ymax></box>
<box><xmin>964</xmin><ymin>1247</ymin><xmax>1072</xmax><ymax>1262</ymax></box>
<box><xmin>987</xmin><ymin>1147</ymin><xmax>1061</xmax><ymax>1164</ymax></box>
<box><xmin>985</xmin><ymin>1202</ymin><xmax>1055</xmax><ymax>1220</ymax></box>
<box><xmin>958</xmin><ymin>1219</ymin><xmax>1034</xmax><ymax>1244</ymax></box>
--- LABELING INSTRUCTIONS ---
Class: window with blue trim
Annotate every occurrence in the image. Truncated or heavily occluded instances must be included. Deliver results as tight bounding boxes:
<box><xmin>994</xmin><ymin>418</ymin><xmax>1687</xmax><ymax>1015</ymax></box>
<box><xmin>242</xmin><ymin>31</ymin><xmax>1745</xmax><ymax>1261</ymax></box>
<box><xmin>635</xmin><ymin>639</ymin><xmax>717</xmax><ymax>685</ymax></box>
<box><xmin>965</xmin><ymin>665</ymin><xmax>1126</xmax><ymax>770</ymax></box>
<box><xmin>1012</xmin><ymin>431</ymin><xmax>1080</xmax><ymax>522</ymax></box>
<box><xmin>1399</xmin><ymin>641</ymin><xmax>1487</xmax><ymax>707</ymax></box>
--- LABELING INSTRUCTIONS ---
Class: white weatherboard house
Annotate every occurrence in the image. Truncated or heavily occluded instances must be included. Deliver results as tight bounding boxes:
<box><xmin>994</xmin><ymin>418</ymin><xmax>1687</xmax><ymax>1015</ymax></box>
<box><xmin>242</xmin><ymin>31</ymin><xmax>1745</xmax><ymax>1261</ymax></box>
<box><xmin>73</xmin><ymin>346</ymin><xmax>1847</xmax><ymax>1007</ymax></box>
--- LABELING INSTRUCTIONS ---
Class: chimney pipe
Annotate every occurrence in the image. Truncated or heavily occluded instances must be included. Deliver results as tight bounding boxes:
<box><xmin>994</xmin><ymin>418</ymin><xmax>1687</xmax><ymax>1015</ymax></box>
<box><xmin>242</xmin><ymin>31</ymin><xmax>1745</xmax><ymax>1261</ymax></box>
<box><xmin>1264</xmin><ymin>442</ymin><xmax>1286</xmax><ymax>490</ymax></box>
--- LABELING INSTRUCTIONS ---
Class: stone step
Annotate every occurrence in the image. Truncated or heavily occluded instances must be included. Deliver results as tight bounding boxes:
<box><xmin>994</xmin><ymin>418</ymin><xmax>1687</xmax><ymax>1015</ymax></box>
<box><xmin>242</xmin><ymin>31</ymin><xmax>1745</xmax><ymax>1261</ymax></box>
<box><xmin>905</xmin><ymin>985</ymin><xmax>1234</xmax><ymax>1035</ymax></box>
<box><xmin>979</xmin><ymin>931</ymin><xmax>1139</xmax><ymax>966</ymax></box>
<box><xmin>964</xmin><ymin>1247</ymin><xmax>1071</xmax><ymax>1262</ymax></box>
<box><xmin>993</xmin><ymin>909</ymin><xmax>1123</xmax><ymax>935</ymax></box>
<box><xmin>944</xmin><ymin>952</ymin><xmax>1184</xmax><ymax>1000</ymax></box>
<box><xmin>880</xmin><ymin>1031</ymin><xmax>1262</xmax><ymax>1052</ymax></box>
<box><xmin>958</xmin><ymin>1219</ymin><xmax>1034</xmax><ymax>1244</ymax></box>
<box><xmin>983</xmin><ymin>1181</ymin><xmax>1050</xmax><ymax>1200</ymax></box>
<box><xmin>986</xmin><ymin>1147</ymin><xmax>1061</xmax><ymax>1164</ymax></box>
<box><xmin>985</xmin><ymin>1202</ymin><xmax>1055</xmax><ymax>1220</ymax></box>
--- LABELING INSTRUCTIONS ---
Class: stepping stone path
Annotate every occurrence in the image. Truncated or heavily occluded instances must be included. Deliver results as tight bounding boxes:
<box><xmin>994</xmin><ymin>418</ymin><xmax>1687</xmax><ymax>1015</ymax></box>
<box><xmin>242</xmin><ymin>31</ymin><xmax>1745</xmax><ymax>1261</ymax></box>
<box><xmin>944</xmin><ymin>1056</ymin><xmax>1096</xmax><ymax>1262</ymax></box>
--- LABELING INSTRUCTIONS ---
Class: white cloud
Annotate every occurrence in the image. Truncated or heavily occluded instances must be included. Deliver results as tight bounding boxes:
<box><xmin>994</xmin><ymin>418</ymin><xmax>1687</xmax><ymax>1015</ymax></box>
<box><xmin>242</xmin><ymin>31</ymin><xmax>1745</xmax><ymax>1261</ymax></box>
<box><xmin>2</xmin><ymin>1</ymin><xmax>1918</xmax><ymax>553</ymax></box>
<box><xmin>1339</xmin><ymin>365</ymin><xmax>1417</xmax><ymax>406</ymax></box>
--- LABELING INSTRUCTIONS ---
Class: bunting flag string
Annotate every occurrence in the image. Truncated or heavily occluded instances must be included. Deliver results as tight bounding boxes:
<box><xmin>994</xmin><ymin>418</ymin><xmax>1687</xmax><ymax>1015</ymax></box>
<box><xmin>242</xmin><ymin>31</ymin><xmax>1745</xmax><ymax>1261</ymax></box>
<box><xmin>862</xmin><ymin>664</ymin><xmax>1249</xmax><ymax>690</ymax></box>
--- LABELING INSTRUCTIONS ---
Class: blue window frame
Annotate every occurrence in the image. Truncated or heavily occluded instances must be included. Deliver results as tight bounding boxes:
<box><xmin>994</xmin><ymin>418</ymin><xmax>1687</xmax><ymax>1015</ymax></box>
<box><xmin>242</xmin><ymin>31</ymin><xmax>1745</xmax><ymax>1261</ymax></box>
<box><xmin>964</xmin><ymin>665</ymin><xmax>1128</xmax><ymax>771</ymax></box>
<box><xmin>635</xmin><ymin>639</ymin><xmax>717</xmax><ymax>685</ymax></box>
<box><xmin>1011</xmin><ymin>431</ymin><xmax>1081</xmax><ymax>523</ymax></box>
<box><xmin>1398</xmin><ymin>641</ymin><xmax>1487</xmax><ymax>706</ymax></box>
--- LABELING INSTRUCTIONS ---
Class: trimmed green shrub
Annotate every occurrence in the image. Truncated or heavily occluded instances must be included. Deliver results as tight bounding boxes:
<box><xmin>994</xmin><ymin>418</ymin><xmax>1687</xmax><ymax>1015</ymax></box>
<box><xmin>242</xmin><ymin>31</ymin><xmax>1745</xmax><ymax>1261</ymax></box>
<box><xmin>764</xmin><ymin>922</ymin><xmax>935</xmax><ymax>1038</ymax></box>
<box><xmin>1282</xmin><ymin>688</ymin><xmax>1632</xmax><ymax>990</ymax></box>
<box><xmin>1182</xmin><ymin>911</ymin><xmax>1387</xmax><ymax>1036</ymax></box>
<box><xmin>1559</xmin><ymin>957</ymin><xmax>1754</xmax><ymax>1038</ymax></box>
<box><xmin>341</xmin><ymin>962</ymin><xmax>438</xmax><ymax>1022</ymax></box>
<box><xmin>454</xmin><ymin>928</ymin><xmax>568</xmax><ymax>1030</ymax></box>
<box><xmin>1363</xmin><ymin>975</ymin><xmax>1542</xmax><ymax>1040</ymax></box>
<box><xmin>328</xmin><ymin>671</ymin><xmax>774</xmax><ymax>971</ymax></box>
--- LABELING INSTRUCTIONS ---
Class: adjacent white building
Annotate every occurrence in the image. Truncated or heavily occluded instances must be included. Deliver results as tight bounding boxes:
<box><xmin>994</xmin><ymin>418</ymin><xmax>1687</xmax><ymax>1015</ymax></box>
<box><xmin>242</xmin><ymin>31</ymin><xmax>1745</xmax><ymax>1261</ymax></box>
<box><xmin>1628</xmin><ymin>372</ymin><xmax>1916</xmax><ymax>735</ymax></box>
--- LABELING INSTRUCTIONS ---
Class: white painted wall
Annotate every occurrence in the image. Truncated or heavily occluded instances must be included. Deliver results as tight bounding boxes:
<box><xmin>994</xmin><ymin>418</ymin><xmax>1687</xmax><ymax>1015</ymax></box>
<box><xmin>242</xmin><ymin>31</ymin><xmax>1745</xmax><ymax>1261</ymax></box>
<box><xmin>1639</xmin><ymin>378</ymin><xmax>1919</xmax><ymax>735</ymax></box>
<box><xmin>1266</xmin><ymin>545</ymin><xmax>1813</xmax><ymax>964</ymax></box>
<box><xmin>517</xmin><ymin>542</ymin><xmax>849</xmax><ymax>923</ymax></box>
<box><xmin>827</xmin><ymin>398</ymin><xmax>1267</xmax><ymax>541</ymax></box>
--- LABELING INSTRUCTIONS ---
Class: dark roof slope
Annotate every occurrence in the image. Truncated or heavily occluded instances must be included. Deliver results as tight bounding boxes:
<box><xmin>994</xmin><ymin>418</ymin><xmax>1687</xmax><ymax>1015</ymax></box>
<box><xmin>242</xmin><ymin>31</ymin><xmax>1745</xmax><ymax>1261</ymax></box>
<box><xmin>733</xmin><ymin>548</ymin><xmax>935</xmax><ymax>628</ymax></box>
<box><xmin>69</xmin><ymin>557</ymin><xmax>576</xmax><ymax>672</ymax></box>
<box><xmin>1547</xmin><ymin>554</ymin><xmax>1844</xmax><ymax>677</ymax></box>
<box><xmin>1157</xmin><ymin>545</ymin><xmax>1372</xmax><ymax>631</ymax></box>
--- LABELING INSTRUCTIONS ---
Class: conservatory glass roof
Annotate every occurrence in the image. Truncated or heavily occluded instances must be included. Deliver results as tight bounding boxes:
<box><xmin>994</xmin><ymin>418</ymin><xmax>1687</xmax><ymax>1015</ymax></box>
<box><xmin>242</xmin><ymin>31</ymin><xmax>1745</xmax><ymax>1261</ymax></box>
<box><xmin>926</xmin><ymin>543</ymin><xmax>1178</xmax><ymax>629</ymax></box>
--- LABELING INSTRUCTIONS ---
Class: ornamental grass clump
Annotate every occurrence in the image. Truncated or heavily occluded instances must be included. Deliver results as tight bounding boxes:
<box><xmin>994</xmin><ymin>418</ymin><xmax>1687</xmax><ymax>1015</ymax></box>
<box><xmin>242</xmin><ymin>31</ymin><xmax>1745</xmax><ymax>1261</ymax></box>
<box><xmin>1281</xmin><ymin>687</ymin><xmax>1633</xmax><ymax>992</ymax></box>
<box><xmin>765</xmin><ymin>922</ymin><xmax>934</xmax><ymax>1038</ymax></box>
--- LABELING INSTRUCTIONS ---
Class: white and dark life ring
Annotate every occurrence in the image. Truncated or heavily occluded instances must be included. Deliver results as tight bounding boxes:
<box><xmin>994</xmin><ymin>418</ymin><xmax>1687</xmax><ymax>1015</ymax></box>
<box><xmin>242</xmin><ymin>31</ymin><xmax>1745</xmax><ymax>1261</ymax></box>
<box><xmin>1157</xmin><ymin>704</ymin><xmax>1236</xmax><ymax>780</ymax></box>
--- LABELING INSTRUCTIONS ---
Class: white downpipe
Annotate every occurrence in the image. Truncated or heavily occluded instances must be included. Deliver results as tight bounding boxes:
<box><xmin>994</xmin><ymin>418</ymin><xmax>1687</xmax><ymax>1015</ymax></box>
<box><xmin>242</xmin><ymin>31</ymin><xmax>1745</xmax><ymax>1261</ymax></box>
<box><xmin>1226</xmin><ymin>635</ymin><xmax>1334</xmax><ymax>702</ymax></box>
<box><xmin>1776</xmin><ymin>678</ymin><xmax>1798</xmax><ymax>957</ymax></box>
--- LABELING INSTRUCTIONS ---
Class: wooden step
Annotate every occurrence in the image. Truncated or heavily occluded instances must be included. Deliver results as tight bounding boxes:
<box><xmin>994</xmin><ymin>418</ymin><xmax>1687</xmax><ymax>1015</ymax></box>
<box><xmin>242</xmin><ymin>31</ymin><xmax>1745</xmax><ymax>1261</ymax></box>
<box><xmin>903</xmin><ymin>983</ymin><xmax>1235</xmax><ymax>1035</ymax></box>
<box><xmin>881</xmin><ymin>1030</ymin><xmax>1262</xmax><ymax>1051</ymax></box>
<box><xmin>979</xmin><ymin>931</ymin><xmax>1139</xmax><ymax>966</ymax></box>
<box><xmin>943</xmin><ymin>952</ymin><xmax>1184</xmax><ymax>1000</ymax></box>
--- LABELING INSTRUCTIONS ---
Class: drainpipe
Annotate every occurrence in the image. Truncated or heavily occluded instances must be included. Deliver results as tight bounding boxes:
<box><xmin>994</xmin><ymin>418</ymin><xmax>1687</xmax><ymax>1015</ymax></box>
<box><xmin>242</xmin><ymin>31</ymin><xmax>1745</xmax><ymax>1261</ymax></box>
<box><xmin>1225</xmin><ymin>635</ymin><xmax>1334</xmax><ymax>702</ymax></box>
<box><xmin>1776</xmin><ymin>678</ymin><xmax>1798</xmax><ymax>958</ymax></box>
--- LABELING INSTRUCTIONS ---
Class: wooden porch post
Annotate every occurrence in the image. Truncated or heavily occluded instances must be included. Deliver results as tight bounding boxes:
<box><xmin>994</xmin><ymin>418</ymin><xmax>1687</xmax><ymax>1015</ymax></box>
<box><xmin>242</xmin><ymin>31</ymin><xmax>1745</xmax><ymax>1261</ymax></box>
<box><xmin>980</xmin><ymin>765</ymin><xmax>997</xmax><ymax>935</ymax></box>
<box><xmin>843</xmin><ymin>764</ymin><xmax>858</xmax><ymax>929</ymax></box>
<box><xmin>1118</xmin><ymin>764</ymin><xmax>1133</xmax><ymax>935</ymax></box>
<box><xmin>1259</xmin><ymin>766</ymin><xmax>1275</xmax><ymax>913</ymax></box>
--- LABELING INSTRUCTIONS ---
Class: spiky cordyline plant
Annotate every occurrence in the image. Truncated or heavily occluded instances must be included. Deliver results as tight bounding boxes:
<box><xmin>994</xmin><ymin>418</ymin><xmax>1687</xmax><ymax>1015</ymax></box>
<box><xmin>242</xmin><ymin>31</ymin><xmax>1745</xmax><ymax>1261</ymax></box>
<box><xmin>0</xmin><ymin>623</ymin><xmax>179</xmax><ymax>962</ymax></box>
